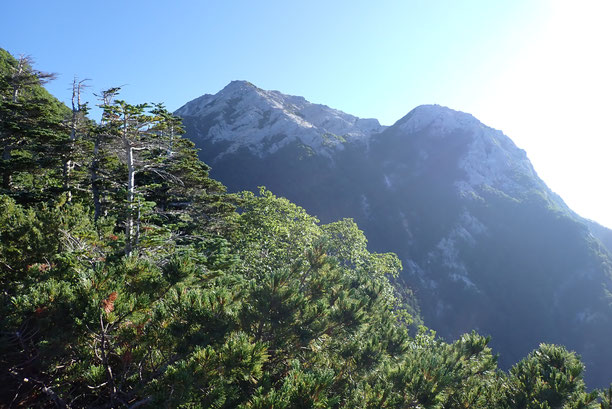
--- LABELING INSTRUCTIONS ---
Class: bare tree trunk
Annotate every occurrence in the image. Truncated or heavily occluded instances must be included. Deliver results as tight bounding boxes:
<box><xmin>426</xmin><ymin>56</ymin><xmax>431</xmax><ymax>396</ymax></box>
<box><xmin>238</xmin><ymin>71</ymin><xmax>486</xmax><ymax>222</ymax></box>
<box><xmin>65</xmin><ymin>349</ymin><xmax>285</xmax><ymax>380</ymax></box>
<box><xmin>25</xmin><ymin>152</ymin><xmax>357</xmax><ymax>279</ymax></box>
<box><xmin>11</xmin><ymin>57</ymin><xmax>26</xmax><ymax>103</ymax></box>
<box><xmin>63</xmin><ymin>78</ymin><xmax>80</xmax><ymax>201</ymax></box>
<box><xmin>124</xmin><ymin>123</ymin><xmax>135</xmax><ymax>256</ymax></box>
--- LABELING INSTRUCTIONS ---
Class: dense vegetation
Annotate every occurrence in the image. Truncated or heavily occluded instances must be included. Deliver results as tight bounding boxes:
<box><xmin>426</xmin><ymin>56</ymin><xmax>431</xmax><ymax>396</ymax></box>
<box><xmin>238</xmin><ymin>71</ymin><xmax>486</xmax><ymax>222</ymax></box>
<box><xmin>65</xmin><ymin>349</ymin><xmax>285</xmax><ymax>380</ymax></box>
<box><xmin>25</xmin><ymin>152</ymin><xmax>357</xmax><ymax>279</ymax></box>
<box><xmin>181</xmin><ymin>83</ymin><xmax>612</xmax><ymax>388</ymax></box>
<box><xmin>1</xmin><ymin>49</ymin><xmax>611</xmax><ymax>408</ymax></box>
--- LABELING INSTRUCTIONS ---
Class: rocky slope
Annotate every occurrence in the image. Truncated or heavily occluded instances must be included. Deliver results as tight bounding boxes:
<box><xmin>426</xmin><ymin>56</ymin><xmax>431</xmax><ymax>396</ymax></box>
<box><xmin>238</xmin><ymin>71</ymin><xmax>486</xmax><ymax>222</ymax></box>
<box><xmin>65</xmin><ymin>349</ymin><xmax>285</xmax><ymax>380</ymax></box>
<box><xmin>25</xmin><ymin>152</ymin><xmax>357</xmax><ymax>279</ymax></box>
<box><xmin>176</xmin><ymin>82</ymin><xmax>612</xmax><ymax>386</ymax></box>
<box><xmin>175</xmin><ymin>80</ymin><xmax>384</xmax><ymax>158</ymax></box>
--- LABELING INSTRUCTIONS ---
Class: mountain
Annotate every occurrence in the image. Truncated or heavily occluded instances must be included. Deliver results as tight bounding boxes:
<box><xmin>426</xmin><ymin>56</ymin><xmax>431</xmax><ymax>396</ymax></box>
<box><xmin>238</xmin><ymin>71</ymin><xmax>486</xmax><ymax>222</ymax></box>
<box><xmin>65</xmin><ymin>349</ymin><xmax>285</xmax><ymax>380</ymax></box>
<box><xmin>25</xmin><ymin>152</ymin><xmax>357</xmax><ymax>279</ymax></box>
<box><xmin>175</xmin><ymin>80</ymin><xmax>385</xmax><ymax>157</ymax></box>
<box><xmin>176</xmin><ymin>82</ymin><xmax>612</xmax><ymax>387</ymax></box>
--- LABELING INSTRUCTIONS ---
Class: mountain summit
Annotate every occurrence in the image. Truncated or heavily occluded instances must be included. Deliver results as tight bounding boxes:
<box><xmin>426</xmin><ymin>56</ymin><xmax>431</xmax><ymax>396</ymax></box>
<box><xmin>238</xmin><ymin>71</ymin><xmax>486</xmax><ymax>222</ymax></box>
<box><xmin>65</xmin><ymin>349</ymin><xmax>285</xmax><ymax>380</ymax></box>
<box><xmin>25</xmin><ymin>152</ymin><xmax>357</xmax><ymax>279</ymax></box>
<box><xmin>176</xmin><ymin>82</ymin><xmax>612</xmax><ymax>387</ymax></box>
<box><xmin>176</xmin><ymin>80</ymin><xmax>384</xmax><ymax>158</ymax></box>
<box><xmin>391</xmin><ymin>104</ymin><xmax>563</xmax><ymax>203</ymax></box>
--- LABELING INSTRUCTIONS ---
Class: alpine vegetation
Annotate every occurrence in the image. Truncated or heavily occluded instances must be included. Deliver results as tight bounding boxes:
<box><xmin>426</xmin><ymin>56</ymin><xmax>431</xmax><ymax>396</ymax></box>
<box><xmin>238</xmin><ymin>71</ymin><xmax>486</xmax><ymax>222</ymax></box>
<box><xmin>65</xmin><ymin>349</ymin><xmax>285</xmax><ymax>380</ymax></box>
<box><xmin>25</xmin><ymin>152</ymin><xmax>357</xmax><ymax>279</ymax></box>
<box><xmin>1</xmin><ymin>49</ymin><xmax>611</xmax><ymax>408</ymax></box>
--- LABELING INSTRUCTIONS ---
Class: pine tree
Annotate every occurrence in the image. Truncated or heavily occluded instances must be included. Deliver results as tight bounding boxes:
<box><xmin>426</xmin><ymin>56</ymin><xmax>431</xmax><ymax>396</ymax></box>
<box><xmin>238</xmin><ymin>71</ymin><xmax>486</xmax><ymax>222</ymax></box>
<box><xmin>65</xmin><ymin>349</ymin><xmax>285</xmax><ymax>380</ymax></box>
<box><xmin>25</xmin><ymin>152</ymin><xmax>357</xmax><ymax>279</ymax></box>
<box><xmin>506</xmin><ymin>343</ymin><xmax>598</xmax><ymax>408</ymax></box>
<box><xmin>0</xmin><ymin>51</ymin><xmax>69</xmax><ymax>202</ymax></box>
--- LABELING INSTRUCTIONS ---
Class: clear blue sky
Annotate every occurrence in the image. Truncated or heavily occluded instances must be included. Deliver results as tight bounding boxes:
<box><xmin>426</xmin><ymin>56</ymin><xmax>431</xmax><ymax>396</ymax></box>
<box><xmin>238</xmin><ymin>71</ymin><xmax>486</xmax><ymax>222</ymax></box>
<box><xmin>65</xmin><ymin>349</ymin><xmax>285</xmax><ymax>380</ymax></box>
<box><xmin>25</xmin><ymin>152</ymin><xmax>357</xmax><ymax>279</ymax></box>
<box><xmin>3</xmin><ymin>1</ymin><xmax>612</xmax><ymax>227</ymax></box>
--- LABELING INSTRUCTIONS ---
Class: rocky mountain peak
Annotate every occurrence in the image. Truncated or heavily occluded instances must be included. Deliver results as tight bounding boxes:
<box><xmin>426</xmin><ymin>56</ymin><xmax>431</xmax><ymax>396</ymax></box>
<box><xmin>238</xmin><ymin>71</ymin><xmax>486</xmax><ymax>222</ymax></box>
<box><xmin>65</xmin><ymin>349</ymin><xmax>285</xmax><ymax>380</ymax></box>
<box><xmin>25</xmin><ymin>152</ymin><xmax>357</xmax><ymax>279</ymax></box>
<box><xmin>389</xmin><ymin>104</ymin><xmax>559</xmax><ymax>204</ymax></box>
<box><xmin>222</xmin><ymin>79</ymin><xmax>258</xmax><ymax>91</ymax></box>
<box><xmin>395</xmin><ymin>104</ymin><xmax>481</xmax><ymax>135</ymax></box>
<box><xmin>175</xmin><ymin>81</ymin><xmax>386</xmax><ymax>158</ymax></box>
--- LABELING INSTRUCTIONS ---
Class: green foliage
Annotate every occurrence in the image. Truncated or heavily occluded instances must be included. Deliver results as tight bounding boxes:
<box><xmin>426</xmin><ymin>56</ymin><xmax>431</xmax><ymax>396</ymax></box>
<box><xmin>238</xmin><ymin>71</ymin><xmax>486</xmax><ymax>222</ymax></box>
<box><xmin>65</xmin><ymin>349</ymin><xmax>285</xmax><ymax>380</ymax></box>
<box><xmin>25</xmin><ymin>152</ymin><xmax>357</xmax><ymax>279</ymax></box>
<box><xmin>0</xmin><ymin>50</ymin><xmax>70</xmax><ymax>201</ymax></box>
<box><xmin>1</xmin><ymin>48</ymin><xmax>609</xmax><ymax>408</ymax></box>
<box><xmin>600</xmin><ymin>385</ymin><xmax>612</xmax><ymax>409</ymax></box>
<box><xmin>506</xmin><ymin>344</ymin><xmax>599</xmax><ymax>409</ymax></box>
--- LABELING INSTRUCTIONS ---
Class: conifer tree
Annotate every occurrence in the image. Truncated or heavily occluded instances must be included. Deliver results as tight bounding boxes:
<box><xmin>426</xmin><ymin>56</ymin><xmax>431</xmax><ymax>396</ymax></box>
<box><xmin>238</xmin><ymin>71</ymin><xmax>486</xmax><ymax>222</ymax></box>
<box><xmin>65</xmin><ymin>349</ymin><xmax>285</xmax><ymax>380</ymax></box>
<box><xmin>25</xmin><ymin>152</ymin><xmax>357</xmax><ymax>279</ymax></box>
<box><xmin>506</xmin><ymin>343</ymin><xmax>598</xmax><ymax>408</ymax></box>
<box><xmin>61</xmin><ymin>76</ymin><xmax>90</xmax><ymax>202</ymax></box>
<box><xmin>0</xmin><ymin>51</ymin><xmax>68</xmax><ymax>201</ymax></box>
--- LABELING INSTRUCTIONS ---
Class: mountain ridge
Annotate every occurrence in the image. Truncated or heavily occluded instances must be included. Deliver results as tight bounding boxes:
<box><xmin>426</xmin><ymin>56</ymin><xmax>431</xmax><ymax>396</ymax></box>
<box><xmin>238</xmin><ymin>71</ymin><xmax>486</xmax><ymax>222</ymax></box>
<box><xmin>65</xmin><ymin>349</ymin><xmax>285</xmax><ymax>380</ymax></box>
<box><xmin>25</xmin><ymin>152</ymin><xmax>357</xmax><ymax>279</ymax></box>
<box><xmin>176</xmin><ymin>81</ymin><xmax>612</xmax><ymax>387</ymax></box>
<box><xmin>175</xmin><ymin>80</ymin><xmax>385</xmax><ymax>158</ymax></box>
<box><xmin>175</xmin><ymin>81</ymin><xmax>605</xmax><ymax>242</ymax></box>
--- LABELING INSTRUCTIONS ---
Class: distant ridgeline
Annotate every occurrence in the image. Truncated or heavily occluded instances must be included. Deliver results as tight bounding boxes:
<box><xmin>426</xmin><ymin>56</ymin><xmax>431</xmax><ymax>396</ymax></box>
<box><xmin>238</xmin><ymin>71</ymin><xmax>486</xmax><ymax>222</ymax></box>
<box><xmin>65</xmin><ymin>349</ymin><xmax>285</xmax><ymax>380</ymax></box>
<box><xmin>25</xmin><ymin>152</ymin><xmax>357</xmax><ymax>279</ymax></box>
<box><xmin>2</xmin><ymin>48</ymin><xmax>612</xmax><ymax>407</ymax></box>
<box><xmin>177</xmin><ymin>80</ymin><xmax>612</xmax><ymax>388</ymax></box>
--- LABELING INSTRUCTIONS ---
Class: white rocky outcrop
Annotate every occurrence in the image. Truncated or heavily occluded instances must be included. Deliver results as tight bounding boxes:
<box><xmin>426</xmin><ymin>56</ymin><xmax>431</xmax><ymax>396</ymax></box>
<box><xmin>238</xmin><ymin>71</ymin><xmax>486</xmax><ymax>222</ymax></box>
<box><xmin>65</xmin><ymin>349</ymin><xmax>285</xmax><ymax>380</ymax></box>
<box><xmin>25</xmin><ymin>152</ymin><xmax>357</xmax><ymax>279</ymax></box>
<box><xmin>175</xmin><ymin>80</ymin><xmax>385</xmax><ymax>157</ymax></box>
